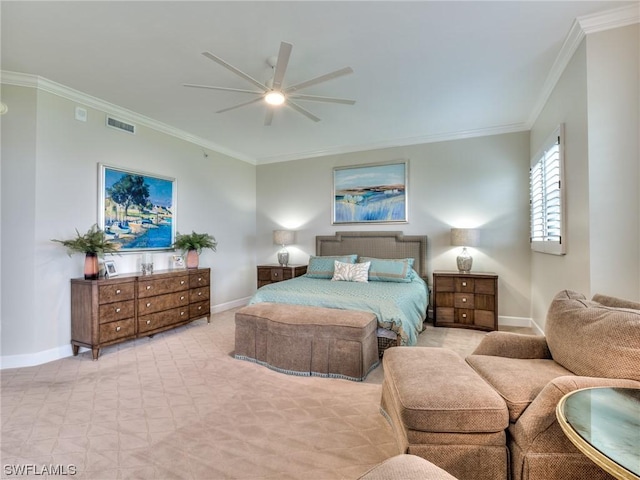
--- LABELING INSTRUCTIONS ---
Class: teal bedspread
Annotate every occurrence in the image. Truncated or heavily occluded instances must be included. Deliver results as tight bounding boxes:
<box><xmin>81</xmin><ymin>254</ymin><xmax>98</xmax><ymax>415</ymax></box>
<box><xmin>248</xmin><ymin>273</ymin><xmax>428</xmax><ymax>346</ymax></box>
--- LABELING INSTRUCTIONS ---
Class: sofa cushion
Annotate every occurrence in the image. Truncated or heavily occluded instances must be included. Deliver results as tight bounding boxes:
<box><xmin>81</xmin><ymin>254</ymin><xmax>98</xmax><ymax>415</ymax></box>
<box><xmin>545</xmin><ymin>290</ymin><xmax>640</xmax><ymax>381</ymax></box>
<box><xmin>382</xmin><ymin>347</ymin><xmax>508</xmax><ymax>433</ymax></box>
<box><xmin>466</xmin><ymin>355</ymin><xmax>572</xmax><ymax>423</ymax></box>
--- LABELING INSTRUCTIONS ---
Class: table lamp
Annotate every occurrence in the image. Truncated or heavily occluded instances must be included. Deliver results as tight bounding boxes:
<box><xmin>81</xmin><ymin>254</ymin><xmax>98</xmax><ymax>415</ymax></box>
<box><xmin>273</xmin><ymin>230</ymin><xmax>295</xmax><ymax>266</ymax></box>
<box><xmin>450</xmin><ymin>228</ymin><xmax>480</xmax><ymax>273</ymax></box>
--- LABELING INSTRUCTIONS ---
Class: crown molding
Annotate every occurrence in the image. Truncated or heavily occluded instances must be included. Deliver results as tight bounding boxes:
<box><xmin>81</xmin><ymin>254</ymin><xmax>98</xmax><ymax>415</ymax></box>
<box><xmin>527</xmin><ymin>4</ymin><xmax>639</xmax><ymax>128</ymax></box>
<box><xmin>578</xmin><ymin>3</ymin><xmax>640</xmax><ymax>34</ymax></box>
<box><xmin>0</xmin><ymin>71</ymin><xmax>257</xmax><ymax>165</ymax></box>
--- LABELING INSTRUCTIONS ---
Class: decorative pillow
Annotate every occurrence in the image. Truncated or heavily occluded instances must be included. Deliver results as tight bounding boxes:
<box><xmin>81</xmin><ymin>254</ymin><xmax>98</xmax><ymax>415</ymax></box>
<box><xmin>332</xmin><ymin>261</ymin><xmax>370</xmax><ymax>283</ymax></box>
<box><xmin>306</xmin><ymin>254</ymin><xmax>358</xmax><ymax>279</ymax></box>
<box><xmin>358</xmin><ymin>257</ymin><xmax>415</xmax><ymax>283</ymax></box>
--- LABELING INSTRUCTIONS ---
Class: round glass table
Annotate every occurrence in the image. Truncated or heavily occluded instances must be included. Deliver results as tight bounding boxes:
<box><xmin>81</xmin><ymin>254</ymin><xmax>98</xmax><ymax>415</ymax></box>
<box><xmin>556</xmin><ymin>387</ymin><xmax>640</xmax><ymax>480</ymax></box>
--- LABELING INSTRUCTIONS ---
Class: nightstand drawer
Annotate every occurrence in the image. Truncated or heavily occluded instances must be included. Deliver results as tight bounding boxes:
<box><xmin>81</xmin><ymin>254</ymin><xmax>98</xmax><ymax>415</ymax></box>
<box><xmin>455</xmin><ymin>278</ymin><xmax>474</xmax><ymax>292</ymax></box>
<box><xmin>454</xmin><ymin>293</ymin><xmax>474</xmax><ymax>308</ymax></box>
<box><xmin>256</xmin><ymin>264</ymin><xmax>307</xmax><ymax>288</ymax></box>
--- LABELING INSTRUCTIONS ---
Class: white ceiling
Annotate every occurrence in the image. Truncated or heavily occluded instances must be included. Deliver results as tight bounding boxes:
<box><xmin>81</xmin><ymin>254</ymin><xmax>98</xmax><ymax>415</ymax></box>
<box><xmin>1</xmin><ymin>1</ymin><xmax>638</xmax><ymax>164</ymax></box>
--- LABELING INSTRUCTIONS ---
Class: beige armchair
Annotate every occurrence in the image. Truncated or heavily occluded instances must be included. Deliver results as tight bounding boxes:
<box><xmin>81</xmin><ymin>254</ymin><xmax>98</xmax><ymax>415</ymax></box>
<box><xmin>466</xmin><ymin>290</ymin><xmax>640</xmax><ymax>480</ymax></box>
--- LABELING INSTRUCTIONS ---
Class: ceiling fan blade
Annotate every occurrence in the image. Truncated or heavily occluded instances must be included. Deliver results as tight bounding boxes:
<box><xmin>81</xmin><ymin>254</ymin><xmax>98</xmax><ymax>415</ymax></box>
<box><xmin>183</xmin><ymin>83</ymin><xmax>265</xmax><ymax>95</ymax></box>
<box><xmin>216</xmin><ymin>97</ymin><xmax>264</xmax><ymax>114</ymax></box>
<box><xmin>264</xmin><ymin>109</ymin><xmax>274</xmax><ymax>126</ymax></box>
<box><xmin>286</xmin><ymin>100</ymin><xmax>321</xmax><ymax>122</ymax></box>
<box><xmin>288</xmin><ymin>93</ymin><xmax>355</xmax><ymax>105</ymax></box>
<box><xmin>272</xmin><ymin>42</ymin><xmax>292</xmax><ymax>91</ymax></box>
<box><xmin>202</xmin><ymin>51</ymin><xmax>268</xmax><ymax>91</ymax></box>
<box><xmin>285</xmin><ymin>67</ymin><xmax>353</xmax><ymax>94</ymax></box>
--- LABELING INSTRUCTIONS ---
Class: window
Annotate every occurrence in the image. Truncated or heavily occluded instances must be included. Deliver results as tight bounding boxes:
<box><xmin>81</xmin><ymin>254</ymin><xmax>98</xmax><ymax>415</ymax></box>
<box><xmin>530</xmin><ymin>124</ymin><xmax>565</xmax><ymax>255</ymax></box>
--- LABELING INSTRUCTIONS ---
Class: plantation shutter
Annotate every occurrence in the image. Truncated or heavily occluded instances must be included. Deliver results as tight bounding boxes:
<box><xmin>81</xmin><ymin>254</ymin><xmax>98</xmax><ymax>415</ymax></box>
<box><xmin>530</xmin><ymin>125</ymin><xmax>565</xmax><ymax>255</ymax></box>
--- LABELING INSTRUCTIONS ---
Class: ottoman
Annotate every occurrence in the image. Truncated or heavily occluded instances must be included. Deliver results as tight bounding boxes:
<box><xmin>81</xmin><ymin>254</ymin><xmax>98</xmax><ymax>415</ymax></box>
<box><xmin>358</xmin><ymin>454</ymin><xmax>458</xmax><ymax>480</ymax></box>
<box><xmin>380</xmin><ymin>347</ymin><xmax>509</xmax><ymax>480</ymax></box>
<box><xmin>235</xmin><ymin>303</ymin><xmax>379</xmax><ymax>381</ymax></box>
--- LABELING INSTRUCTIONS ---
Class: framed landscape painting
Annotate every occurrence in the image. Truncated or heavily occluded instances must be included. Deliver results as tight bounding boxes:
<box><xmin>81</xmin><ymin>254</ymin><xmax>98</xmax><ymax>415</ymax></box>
<box><xmin>98</xmin><ymin>164</ymin><xmax>176</xmax><ymax>251</ymax></box>
<box><xmin>333</xmin><ymin>160</ymin><xmax>408</xmax><ymax>224</ymax></box>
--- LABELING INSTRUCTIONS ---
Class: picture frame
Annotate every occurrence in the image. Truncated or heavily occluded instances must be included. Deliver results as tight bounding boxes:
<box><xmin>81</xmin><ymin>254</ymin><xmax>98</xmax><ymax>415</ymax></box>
<box><xmin>98</xmin><ymin>164</ymin><xmax>176</xmax><ymax>252</ymax></box>
<box><xmin>332</xmin><ymin>160</ymin><xmax>408</xmax><ymax>224</ymax></box>
<box><xmin>171</xmin><ymin>254</ymin><xmax>185</xmax><ymax>269</ymax></box>
<box><xmin>104</xmin><ymin>260</ymin><xmax>118</xmax><ymax>278</ymax></box>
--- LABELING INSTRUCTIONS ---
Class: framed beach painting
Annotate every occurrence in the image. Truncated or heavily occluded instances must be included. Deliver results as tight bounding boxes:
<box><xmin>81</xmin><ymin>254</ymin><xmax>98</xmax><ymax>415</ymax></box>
<box><xmin>332</xmin><ymin>160</ymin><xmax>408</xmax><ymax>224</ymax></box>
<box><xmin>98</xmin><ymin>164</ymin><xmax>176</xmax><ymax>252</ymax></box>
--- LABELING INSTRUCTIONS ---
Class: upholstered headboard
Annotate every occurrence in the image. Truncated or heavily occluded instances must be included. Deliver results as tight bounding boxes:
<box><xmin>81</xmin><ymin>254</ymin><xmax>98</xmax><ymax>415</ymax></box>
<box><xmin>316</xmin><ymin>231</ymin><xmax>428</xmax><ymax>279</ymax></box>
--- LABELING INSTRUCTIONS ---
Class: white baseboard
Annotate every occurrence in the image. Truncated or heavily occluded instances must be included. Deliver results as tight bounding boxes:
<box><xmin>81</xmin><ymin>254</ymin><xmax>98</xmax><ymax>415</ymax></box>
<box><xmin>1</xmin><ymin>299</ymin><xmax>251</xmax><ymax>370</ymax></box>
<box><xmin>498</xmin><ymin>315</ymin><xmax>531</xmax><ymax>328</ymax></box>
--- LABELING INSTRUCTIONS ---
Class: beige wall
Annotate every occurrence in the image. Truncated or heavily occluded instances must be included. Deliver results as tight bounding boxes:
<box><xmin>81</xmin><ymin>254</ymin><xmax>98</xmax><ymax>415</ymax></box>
<box><xmin>530</xmin><ymin>24</ymin><xmax>640</xmax><ymax>330</ymax></box>
<box><xmin>1</xmin><ymin>85</ymin><xmax>257</xmax><ymax>364</ymax></box>
<box><xmin>256</xmin><ymin>132</ymin><xmax>533</xmax><ymax>323</ymax></box>
<box><xmin>586</xmin><ymin>24</ymin><xmax>640</xmax><ymax>300</ymax></box>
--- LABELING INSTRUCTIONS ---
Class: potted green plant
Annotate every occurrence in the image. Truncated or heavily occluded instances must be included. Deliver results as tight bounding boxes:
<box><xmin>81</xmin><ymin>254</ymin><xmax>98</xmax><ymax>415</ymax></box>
<box><xmin>52</xmin><ymin>224</ymin><xmax>119</xmax><ymax>279</ymax></box>
<box><xmin>173</xmin><ymin>231</ymin><xmax>217</xmax><ymax>269</ymax></box>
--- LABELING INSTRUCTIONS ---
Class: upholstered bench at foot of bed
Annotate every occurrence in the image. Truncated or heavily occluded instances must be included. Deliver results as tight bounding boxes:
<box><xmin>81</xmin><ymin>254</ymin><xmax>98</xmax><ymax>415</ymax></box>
<box><xmin>234</xmin><ymin>302</ymin><xmax>379</xmax><ymax>381</ymax></box>
<box><xmin>380</xmin><ymin>347</ymin><xmax>509</xmax><ymax>480</ymax></box>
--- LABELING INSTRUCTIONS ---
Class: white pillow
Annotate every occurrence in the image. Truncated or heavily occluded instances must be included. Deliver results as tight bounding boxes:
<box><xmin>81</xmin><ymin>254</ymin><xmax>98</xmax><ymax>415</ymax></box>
<box><xmin>332</xmin><ymin>260</ymin><xmax>370</xmax><ymax>283</ymax></box>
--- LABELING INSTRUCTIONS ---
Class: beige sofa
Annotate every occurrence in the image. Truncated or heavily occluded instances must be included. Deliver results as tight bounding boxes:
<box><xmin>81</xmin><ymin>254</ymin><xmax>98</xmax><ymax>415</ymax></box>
<box><xmin>381</xmin><ymin>290</ymin><xmax>640</xmax><ymax>480</ymax></box>
<box><xmin>466</xmin><ymin>290</ymin><xmax>640</xmax><ymax>480</ymax></box>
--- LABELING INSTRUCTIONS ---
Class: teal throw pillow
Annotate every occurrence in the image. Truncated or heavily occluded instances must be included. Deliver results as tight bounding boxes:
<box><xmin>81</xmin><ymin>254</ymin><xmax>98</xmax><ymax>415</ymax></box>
<box><xmin>306</xmin><ymin>255</ymin><xmax>358</xmax><ymax>279</ymax></box>
<box><xmin>358</xmin><ymin>257</ymin><xmax>414</xmax><ymax>283</ymax></box>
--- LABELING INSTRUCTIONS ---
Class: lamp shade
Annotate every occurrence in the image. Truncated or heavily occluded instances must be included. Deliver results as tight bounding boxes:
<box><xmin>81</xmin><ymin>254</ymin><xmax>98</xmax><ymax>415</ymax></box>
<box><xmin>273</xmin><ymin>230</ymin><xmax>295</xmax><ymax>246</ymax></box>
<box><xmin>450</xmin><ymin>228</ymin><xmax>480</xmax><ymax>247</ymax></box>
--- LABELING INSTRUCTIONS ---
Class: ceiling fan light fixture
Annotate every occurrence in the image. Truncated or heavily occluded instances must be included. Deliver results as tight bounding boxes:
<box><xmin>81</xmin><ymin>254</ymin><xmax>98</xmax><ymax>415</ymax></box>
<box><xmin>264</xmin><ymin>90</ymin><xmax>285</xmax><ymax>106</ymax></box>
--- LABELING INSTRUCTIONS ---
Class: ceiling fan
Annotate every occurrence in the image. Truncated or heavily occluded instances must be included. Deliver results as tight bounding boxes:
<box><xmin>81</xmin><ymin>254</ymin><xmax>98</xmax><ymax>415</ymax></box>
<box><xmin>184</xmin><ymin>41</ymin><xmax>355</xmax><ymax>125</ymax></box>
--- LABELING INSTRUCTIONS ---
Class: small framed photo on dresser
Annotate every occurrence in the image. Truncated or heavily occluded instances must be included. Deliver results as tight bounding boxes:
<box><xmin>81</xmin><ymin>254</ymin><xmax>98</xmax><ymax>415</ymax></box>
<box><xmin>104</xmin><ymin>260</ymin><xmax>118</xmax><ymax>278</ymax></box>
<box><xmin>171</xmin><ymin>255</ymin><xmax>185</xmax><ymax>269</ymax></box>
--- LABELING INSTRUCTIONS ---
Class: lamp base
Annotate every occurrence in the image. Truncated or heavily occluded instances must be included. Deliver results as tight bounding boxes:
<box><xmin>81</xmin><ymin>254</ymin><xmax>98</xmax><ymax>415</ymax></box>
<box><xmin>277</xmin><ymin>247</ymin><xmax>289</xmax><ymax>267</ymax></box>
<box><xmin>456</xmin><ymin>247</ymin><xmax>473</xmax><ymax>273</ymax></box>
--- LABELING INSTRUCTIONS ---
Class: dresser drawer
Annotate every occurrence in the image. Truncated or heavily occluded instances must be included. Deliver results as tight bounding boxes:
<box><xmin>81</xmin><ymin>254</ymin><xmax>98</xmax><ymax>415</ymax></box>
<box><xmin>456</xmin><ymin>309</ymin><xmax>474</xmax><ymax>324</ymax></box>
<box><xmin>98</xmin><ymin>300</ymin><xmax>135</xmax><ymax>324</ymax></box>
<box><xmin>99</xmin><ymin>318</ymin><xmax>135</xmax><ymax>343</ymax></box>
<box><xmin>138</xmin><ymin>275</ymin><xmax>188</xmax><ymax>298</ymax></box>
<box><xmin>190</xmin><ymin>286</ymin><xmax>210</xmax><ymax>302</ymax></box>
<box><xmin>138</xmin><ymin>291</ymin><xmax>189</xmax><ymax>315</ymax></box>
<box><xmin>190</xmin><ymin>270</ymin><xmax>210</xmax><ymax>288</ymax></box>
<box><xmin>190</xmin><ymin>301</ymin><xmax>210</xmax><ymax>319</ymax></box>
<box><xmin>99</xmin><ymin>282</ymin><xmax>135</xmax><ymax>304</ymax></box>
<box><xmin>138</xmin><ymin>307</ymin><xmax>189</xmax><ymax>334</ymax></box>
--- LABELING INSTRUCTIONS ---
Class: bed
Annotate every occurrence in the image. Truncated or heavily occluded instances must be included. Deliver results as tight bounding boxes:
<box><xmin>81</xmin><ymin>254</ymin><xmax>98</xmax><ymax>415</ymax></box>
<box><xmin>249</xmin><ymin>231</ymin><xmax>428</xmax><ymax>347</ymax></box>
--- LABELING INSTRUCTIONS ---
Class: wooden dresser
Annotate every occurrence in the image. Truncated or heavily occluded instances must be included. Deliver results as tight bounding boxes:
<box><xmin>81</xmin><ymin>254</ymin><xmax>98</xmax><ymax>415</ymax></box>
<box><xmin>433</xmin><ymin>271</ymin><xmax>498</xmax><ymax>331</ymax></box>
<box><xmin>257</xmin><ymin>264</ymin><xmax>307</xmax><ymax>288</ymax></box>
<box><xmin>71</xmin><ymin>268</ymin><xmax>210</xmax><ymax>360</ymax></box>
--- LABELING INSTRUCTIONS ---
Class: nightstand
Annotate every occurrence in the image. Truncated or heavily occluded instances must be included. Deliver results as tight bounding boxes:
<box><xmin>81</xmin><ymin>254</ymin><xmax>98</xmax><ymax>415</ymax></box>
<box><xmin>257</xmin><ymin>264</ymin><xmax>307</xmax><ymax>288</ymax></box>
<box><xmin>433</xmin><ymin>271</ymin><xmax>498</xmax><ymax>331</ymax></box>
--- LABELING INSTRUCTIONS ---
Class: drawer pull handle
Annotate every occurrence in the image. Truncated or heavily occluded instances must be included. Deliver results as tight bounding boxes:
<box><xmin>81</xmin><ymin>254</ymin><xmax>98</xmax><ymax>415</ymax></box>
<box><xmin>198</xmin><ymin>292</ymin><xmax>202</xmax><ymax>296</ymax></box>
<box><xmin>462</xmin><ymin>282</ymin><xmax>467</xmax><ymax>287</ymax></box>
<box><xmin>180</xmin><ymin>296</ymin><xmax>185</xmax><ymax>300</ymax></box>
<box><xmin>146</xmin><ymin>320</ymin><xmax>151</xmax><ymax>325</ymax></box>
<box><xmin>180</xmin><ymin>280</ymin><xmax>185</xmax><ymax>285</ymax></box>
<box><xmin>274</xmin><ymin>272</ymin><xmax>279</xmax><ymax>277</ymax></box>
<box><xmin>115</xmin><ymin>308</ymin><xmax>121</xmax><ymax>313</ymax></box>
<box><xmin>146</xmin><ymin>285</ymin><xmax>151</xmax><ymax>290</ymax></box>
<box><xmin>462</xmin><ymin>298</ymin><xmax>467</xmax><ymax>303</ymax></box>
<box><xmin>116</xmin><ymin>289</ymin><xmax>121</xmax><ymax>294</ymax></box>
<box><xmin>198</xmin><ymin>306</ymin><xmax>202</xmax><ymax>310</ymax></box>
<box><xmin>146</xmin><ymin>302</ymin><xmax>151</xmax><ymax>307</ymax></box>
<box><xmin>181</xmin><ymin>311</ymin><xmax>185</xmax><ymax>316</ymax></box>
<box><xmin>462</xmin><ymin>314</ymin><xmax>467</xmax><ymax>319</ymax></box>
<box><xmin>116</xmin><ymin>326</ymin><xmax>121</xmax><ymax>332</ymax></box>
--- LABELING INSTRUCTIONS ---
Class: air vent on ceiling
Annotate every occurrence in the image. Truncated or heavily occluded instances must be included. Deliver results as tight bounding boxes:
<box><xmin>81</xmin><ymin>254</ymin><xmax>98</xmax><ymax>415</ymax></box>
<box><xmin>106</xmin><ymin>115</ymin><xmax>136</xmax><ymax>134</ymax></box>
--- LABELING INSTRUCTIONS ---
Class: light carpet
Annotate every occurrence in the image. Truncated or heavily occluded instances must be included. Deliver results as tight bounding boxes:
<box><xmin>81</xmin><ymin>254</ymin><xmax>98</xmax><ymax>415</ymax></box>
<box><xmin>1</xmin><ymin>309</ymin><xmax>532</xmax><ymax>479</ymax></box>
